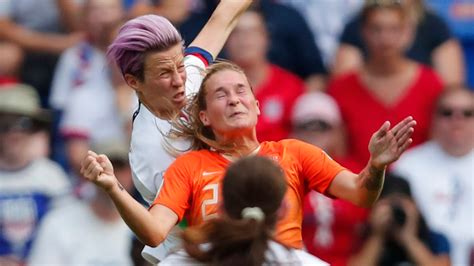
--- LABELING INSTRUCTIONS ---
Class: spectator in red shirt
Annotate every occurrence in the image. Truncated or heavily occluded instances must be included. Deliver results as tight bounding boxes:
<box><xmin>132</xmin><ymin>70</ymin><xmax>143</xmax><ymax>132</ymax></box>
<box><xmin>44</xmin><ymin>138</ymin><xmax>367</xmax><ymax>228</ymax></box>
<box><xmin>328</xmin><ymin>0</ymin><xmax>444</xmax><ymax>166</ymax></box>
<box><xmin>226</xmin><ymin>9</ymin><xmax>304</xmax><ymax>142</ymax></box>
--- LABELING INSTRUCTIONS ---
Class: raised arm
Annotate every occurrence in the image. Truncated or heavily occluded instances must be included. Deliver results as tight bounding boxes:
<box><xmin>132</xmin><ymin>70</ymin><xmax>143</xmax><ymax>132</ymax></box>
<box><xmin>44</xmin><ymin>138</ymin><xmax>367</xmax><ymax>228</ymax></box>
<box><xmin>432</xmin><ymin>39</ymin><xmax>466</xmax><ymax>87</ymax></box>
<box><xmin>328</xmin><ymin>116</ymin><xmax>416</xmax><ymax>207</ymax></box>
<box><xmin>189</xmin><ymin>0</ymin><xmax>252</xmax><ymax>59</ymax></box>
<box><xmin>80</xmin><ymin>151</ymin><xmax>177</xmax><ymax>247</ymax></box>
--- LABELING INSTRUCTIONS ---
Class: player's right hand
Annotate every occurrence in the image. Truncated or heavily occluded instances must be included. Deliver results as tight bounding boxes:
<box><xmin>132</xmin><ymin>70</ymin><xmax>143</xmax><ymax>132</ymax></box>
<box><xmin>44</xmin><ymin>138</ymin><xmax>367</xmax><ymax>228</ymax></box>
<box><xmin>80</xmin><ymin>150</ymin><xmax>117</xmax><ymax>192</ymax></box>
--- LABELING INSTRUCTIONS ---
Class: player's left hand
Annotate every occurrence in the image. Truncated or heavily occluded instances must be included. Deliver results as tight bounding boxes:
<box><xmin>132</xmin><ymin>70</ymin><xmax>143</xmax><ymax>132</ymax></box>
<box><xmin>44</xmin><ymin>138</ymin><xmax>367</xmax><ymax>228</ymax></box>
<box><xmin>368</xmin><ymin>116</ymin><xmax>416</xmax><ymax>169</ymax></box>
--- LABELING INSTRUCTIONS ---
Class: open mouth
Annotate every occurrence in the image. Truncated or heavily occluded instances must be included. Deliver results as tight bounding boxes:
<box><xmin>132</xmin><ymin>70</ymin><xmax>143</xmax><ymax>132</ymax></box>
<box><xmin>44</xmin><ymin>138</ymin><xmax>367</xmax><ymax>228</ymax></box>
<box><xmin>173</xmin><ymin>92</ymin><xmax>185</xmax><ymax>102</ymax></box>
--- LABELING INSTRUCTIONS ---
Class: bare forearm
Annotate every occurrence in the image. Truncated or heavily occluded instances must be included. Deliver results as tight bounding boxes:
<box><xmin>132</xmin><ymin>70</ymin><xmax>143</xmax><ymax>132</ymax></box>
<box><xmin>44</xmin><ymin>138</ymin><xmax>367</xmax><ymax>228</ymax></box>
<box><xmin>189</xmin><ymin>0</ymin><xmax>252</xmax><ymax>59</ymax></box>
<box><xmin>348</xmin><ymin>235</ymin><xmax>384</xmax><ymax>266</ymax></box>
<box><xmin>0</xmin><ymin>20</ymin><xmax>79</xmax><ymax>53</ymax></box>
<box><xmin>356</xmin><ymin>161</ymin><xmax>386</xmax><ymax>207</ymax></box>
<box><xmin>106</xmin><ymin>182</ymin><xmax>166</xmax><ymax>246</ymax></box>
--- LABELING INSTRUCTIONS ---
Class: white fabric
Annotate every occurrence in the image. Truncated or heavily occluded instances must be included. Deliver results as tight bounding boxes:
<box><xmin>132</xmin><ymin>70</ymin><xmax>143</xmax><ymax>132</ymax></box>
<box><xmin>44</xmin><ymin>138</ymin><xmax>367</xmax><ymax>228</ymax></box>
<box><xmin>392</xmin><ymin>141</ymin><xmax>474</xmax><ymax>266</ymax></box>
<box><xmin>129</xmin><ymin>54</ymin><xmax>207</xmax><ymax>262</ymax></box>
<box><xmin>59</xmin><ymin>77</ymin><xmax>126</xmax><ymax>143</ymax></box>
<box><xmin>50</xmin><ymin>43</ymin><xmax>111</xmax><ymax>110</ymax></box>
<box><xmin>160</xmin><ymin>241</ymin><xmax>329</xmax><ymax>265</ymax></box>
<box><xmin>0</xmin><ymin>158</ymin><xmax>72</xmax><ymax>260</ymax></box>
<box><xmin>27</xmin><ymin>199</ymin><xmax>133</xmax><ymax>266</ymax></box>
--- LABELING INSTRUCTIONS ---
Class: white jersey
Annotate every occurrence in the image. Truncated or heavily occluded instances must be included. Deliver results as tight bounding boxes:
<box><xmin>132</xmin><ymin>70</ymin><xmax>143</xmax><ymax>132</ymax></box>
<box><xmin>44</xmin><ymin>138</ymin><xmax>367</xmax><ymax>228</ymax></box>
<box><xmin>28</xmin><ymin>199</ymin><xmax>133</xmax><ymax>266</ymax></box>
<box><xmin>129</xmin><ymin>48</ymin><xmax>211</xmax><ymax>262</ymax></box>
<box><xmin>392</xmin><ymin>141</ymin><xmax>474</xmax><ymax>266</ymax></box>
<box><xmin>160</xmin><ymin>241</ymin><xmax>329</xmax><ymax>266</ymax></box>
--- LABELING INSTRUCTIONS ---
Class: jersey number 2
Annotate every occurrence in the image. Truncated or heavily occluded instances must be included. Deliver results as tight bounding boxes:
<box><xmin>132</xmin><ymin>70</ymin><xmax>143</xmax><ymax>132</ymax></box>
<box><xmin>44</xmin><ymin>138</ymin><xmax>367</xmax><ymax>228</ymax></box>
<box><xmin>201</xmin><ymin>184</ymin><xmax>219</xmax><ymax>220</ymax></box>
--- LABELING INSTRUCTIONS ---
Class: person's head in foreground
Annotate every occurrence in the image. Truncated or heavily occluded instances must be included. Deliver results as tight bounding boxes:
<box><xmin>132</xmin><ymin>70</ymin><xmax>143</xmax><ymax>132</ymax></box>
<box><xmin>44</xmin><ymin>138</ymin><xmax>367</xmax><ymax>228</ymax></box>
<box><xmin>107</xmin><ymin>14</ymin><xmax>186</xmax><ymax>118</ymax></box>
<box><xmin>181</xmin><ymin>156</ymin><xmax>287</xmax><ymax>265</ymax></box>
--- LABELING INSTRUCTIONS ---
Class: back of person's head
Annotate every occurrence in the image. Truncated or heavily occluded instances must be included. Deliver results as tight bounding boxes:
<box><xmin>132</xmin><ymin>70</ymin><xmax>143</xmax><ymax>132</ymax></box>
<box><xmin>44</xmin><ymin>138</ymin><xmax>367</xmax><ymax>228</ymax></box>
<box><xmin>182</xmin><ymin>156</ymin><xmax>287</xmax><ymax>266</ymax></box>
<box><xmin>106</xmin><ymin>14</ymin><xmax>182</xmax><ymax>81</ymax></box>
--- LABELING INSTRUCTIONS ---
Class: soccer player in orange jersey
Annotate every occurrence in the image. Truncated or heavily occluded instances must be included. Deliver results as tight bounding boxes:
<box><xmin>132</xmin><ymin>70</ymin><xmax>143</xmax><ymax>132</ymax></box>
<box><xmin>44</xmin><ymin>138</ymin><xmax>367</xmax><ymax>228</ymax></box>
<box><xmin>80</xmin><ymin>61</ymin><xmax>416</xmax><ymax>249</ymax></box>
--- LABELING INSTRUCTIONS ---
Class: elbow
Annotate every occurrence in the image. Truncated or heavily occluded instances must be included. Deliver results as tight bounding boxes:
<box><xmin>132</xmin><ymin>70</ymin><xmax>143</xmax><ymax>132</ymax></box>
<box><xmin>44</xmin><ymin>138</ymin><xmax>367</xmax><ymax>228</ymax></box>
<box><xmin>141</xmin><ymin>231</ymin><xmax>165</xmax><ymax>248</ymax></box>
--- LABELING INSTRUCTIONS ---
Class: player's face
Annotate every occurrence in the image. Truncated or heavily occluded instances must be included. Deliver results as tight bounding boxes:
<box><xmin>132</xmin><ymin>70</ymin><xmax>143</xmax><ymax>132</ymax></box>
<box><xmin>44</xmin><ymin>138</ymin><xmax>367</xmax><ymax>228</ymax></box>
<box><xmin>127</xmin><ymin>43</ymin><xmax>187</xmax><ymax>115</ymax></box>
<box><xmin>199</xmin><ymin>70</ymin><xmax>260</xmax><ymax>138</ymax></box>
<box><xmin>433</xmin><ymin>90</ymin><xmax>474</xmax><ymax>151</ymax></box>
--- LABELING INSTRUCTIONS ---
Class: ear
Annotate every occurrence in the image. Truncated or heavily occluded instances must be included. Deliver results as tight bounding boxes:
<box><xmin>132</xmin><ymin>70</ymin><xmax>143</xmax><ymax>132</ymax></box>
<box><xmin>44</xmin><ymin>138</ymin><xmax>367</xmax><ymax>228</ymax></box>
<box><xmin>199</xmin><ymin>110</ymin><xmax>211</xmax><ymax>126</ymax></box>
<box><xmin>124</xmin><ymin>73</ymin><xmax>140</xmax><ymax>92</ymax></box>
<box><xmin>255</xmin><ymin>100</ymin><xmax>261</xmax><ymax>116</ymax></box>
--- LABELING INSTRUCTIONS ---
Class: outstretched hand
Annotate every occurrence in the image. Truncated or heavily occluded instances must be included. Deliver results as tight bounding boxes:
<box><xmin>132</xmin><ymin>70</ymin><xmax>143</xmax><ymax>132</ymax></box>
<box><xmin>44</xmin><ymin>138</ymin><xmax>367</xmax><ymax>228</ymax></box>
<box><xmin>368</xmin><ymin>116</ymin><xmax>416</xmax><ymax>169</ymax></box>
<box><xmin>80</xmin><ymin>150</ymin><xmax>117</xmax><ymax>192</ymax></box>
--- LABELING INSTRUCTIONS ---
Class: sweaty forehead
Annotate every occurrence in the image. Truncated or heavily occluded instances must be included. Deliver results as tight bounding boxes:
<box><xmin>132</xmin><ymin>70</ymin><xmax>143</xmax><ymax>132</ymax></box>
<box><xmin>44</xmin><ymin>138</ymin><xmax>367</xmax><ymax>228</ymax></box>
<box><xmin>144</xmin><ymin>46</ymin><xmax>184</xmax><ymax>71</ymax></box>
<box><xmin>207</xmin><ymin>70</ymin><xmax>248</xmax><ymax>88</ymax></box>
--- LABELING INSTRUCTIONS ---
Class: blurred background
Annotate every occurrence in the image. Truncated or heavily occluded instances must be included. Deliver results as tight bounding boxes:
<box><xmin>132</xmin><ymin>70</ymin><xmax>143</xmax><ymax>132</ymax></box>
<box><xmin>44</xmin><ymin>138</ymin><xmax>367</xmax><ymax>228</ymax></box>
<box><xmin>0</xmin><ymin>0</ymin><xmax>472</xmax><ymax>265</ymax></box>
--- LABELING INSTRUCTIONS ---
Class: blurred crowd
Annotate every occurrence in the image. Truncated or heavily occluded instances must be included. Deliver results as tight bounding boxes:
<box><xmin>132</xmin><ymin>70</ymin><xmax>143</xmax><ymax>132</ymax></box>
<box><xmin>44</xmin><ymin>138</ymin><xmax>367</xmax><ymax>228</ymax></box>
<box><xmin>0</xmin><ymin>0</ymin><xmax>472</xmax><ymax>265</ymax></box>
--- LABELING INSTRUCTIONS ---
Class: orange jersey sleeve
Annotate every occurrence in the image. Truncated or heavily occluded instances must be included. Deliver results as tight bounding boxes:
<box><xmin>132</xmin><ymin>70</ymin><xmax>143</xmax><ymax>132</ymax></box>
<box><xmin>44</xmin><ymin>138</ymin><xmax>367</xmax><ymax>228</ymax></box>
<box><xmin>286</xmin><ymin>139</ymin><xmax>346</xmax><ymax>195</ymax></box>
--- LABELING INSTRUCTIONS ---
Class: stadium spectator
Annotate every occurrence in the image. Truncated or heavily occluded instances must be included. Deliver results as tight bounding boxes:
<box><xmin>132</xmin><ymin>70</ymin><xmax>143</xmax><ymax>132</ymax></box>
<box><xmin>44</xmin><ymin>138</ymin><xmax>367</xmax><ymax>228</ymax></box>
<box><xmin>348</xmin><ymin>174</ymin><xmax>450</xmax><ymax>266</ymax></box>
<box><xmin>226</xmin><ymin>9</ymin><xmax>304</xmax><ymax>141</ymax></box>
<box><xmin>0</xmin><ymin>84</ymin><xmax>71</xmax><ymax>265</ymax></box>
<box><xmin>328</xmin><ymin>0</ymin><xmax>444</xmax><ymax>168</ymax></box>
<box><xmin>393</xmin><ymin>87</ymin><xmax>474</xmax><ymax>266</ymax></box>
<box><xmin>291</xmin><ymin>92</ymin><xmax>369</xmax><ymax>266</ymax></box>
<box><xmin>333</xmin><ymin>0</ymin><xmax>465</xmax><ymax>87</ymax></box>
<box><xmin>51</xmin><ymin>0</ymin><xmax>128</xmax><ymax>176</ymax></box>
<box><xmin>179</xmin><ymin>0</ymin><xmax>327</xmax><ymax>91</ymax></box>
<box><xmin>28</xmin><ymin>140</ymin><xmax>134</xmax><ymax>266</ymax></box>
<box><xmin>0</xmin><ymin>0</ymin><xmax>83</xmax><ymax>106</ymax></box>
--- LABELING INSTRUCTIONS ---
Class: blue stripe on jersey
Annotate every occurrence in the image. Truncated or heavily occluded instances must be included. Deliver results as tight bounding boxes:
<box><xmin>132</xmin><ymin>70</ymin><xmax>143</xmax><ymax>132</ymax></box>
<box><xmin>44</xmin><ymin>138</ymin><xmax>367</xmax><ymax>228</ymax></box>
<box><xmin>184</xmin><ymin>46</ymin><xmax>213</xmax><ymax>65</ymax></box>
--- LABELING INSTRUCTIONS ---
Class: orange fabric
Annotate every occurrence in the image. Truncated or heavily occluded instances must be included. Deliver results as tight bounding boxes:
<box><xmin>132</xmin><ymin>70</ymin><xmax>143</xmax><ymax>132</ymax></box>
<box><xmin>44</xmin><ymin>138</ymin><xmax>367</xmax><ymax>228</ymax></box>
<box><xmin>152</xmin><ymin>139</ymin><xmax>346</xmax><ymax>248</ymax></box>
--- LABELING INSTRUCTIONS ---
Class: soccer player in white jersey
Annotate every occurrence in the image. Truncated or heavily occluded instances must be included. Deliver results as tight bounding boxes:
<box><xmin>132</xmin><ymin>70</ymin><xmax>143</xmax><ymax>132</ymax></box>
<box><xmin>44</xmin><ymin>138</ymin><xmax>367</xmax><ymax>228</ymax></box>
<box><xmin>106</xmin><ymin>1</ymin><xmax>252</xmax><ymax>263</ymax></box>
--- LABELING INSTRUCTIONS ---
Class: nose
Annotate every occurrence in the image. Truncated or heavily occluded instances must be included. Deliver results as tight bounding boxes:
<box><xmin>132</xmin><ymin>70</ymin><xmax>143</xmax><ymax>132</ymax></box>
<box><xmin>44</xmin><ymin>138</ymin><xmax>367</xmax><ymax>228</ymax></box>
<box><xmin>228</xmin><ymin>91</ymin><xmax>240</xmax><ymax>106</ymax></box>
<box><xmin>171</xmin><ymin>69</ymin><xmax>184</xmax><ymax>87</ymax></box>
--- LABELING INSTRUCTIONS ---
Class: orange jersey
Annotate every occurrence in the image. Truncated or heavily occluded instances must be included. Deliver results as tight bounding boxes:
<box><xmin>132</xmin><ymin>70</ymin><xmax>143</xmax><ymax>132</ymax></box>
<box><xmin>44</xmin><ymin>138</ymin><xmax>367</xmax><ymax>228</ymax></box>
<box><xmin>152</xmin><ymin>139</ymin><xmax>346</xmax><ymax>248</ymax></box>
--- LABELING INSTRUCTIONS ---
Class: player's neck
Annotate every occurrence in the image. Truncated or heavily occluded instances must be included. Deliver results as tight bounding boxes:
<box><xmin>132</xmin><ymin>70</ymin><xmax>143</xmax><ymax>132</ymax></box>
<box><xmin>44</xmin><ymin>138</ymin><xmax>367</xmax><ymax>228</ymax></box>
<box><xmin>217</xmin><ymin>133</ymin><xmax>260</xmax><ymax>161</ymax></box>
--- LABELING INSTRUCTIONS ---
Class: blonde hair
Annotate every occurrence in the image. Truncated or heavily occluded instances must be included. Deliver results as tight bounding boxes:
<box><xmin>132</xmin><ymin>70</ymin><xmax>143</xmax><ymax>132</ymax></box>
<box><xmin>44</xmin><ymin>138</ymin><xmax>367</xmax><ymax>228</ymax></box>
<box><xmin>168</xmin><ymin>60</ymin><xmax>251</xmax><ymax>153</ymax></box>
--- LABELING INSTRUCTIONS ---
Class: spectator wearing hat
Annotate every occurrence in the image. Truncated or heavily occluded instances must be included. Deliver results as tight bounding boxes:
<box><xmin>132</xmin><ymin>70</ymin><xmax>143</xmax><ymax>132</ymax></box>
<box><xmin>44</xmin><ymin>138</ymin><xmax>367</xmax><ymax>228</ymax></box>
<box><xmin>0</xmin><ymin>84</ymin><xmax>71</xmax><ymax>265</ymax></box>
<box><xmin>291</xmin><ymin>92</ymin><xmax>369</xmax><ymax>266</ymax></box>
<box><xmin>28</xmin><ymin>139</ymin><xmax>135</xmax><ymax>266</ymax></box>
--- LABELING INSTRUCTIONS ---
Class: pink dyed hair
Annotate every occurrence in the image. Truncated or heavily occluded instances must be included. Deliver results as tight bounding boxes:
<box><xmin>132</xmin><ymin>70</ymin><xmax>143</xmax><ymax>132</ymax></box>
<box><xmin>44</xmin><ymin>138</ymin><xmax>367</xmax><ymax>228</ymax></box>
<box><xmin>107</xmin><ymin>15</ymin><xmax>183</xmax><ymax>81</ymax></box>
